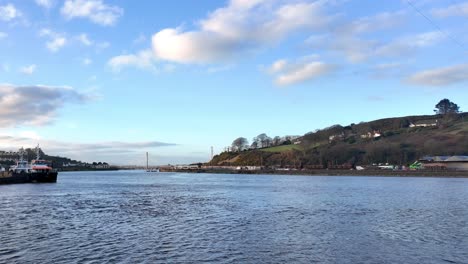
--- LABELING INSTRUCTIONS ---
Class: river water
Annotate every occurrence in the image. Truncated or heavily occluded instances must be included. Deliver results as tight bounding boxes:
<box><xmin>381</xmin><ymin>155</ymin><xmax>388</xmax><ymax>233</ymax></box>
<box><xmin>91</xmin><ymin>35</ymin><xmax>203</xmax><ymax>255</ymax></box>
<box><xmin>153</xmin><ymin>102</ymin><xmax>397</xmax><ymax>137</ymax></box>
<box><xmin>1</xmin><ymin>171</ymin><xmax>467</xmax><ymax>263</ymax></box>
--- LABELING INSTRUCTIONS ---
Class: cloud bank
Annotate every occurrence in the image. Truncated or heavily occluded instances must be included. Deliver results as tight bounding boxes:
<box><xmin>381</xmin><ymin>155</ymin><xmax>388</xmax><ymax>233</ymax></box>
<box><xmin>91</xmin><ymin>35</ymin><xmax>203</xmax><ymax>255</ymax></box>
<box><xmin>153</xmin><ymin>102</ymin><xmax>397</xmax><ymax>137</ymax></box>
<box><xmin>0</xmin><ymin>84</ymin><xmax>89</xmax><ymax>127</ymax></box>
<box><xmin>432</xmin><ymin>2</ymin><xmax>468</xmax><ymax>18</ymax></box>
<box><xmin>151</xmin><ymin>0</ymin><xmax>332</xmax><ymax>64</ymax></box>
<box><xmin>405</xmin><ymin>64</ymin><xmax>468</xmax><ymax>86</ymax></box>
<box><xmin>0</xmin><ymin>134</ymin><xmax>193</xmax><ymax>165</ymax></box>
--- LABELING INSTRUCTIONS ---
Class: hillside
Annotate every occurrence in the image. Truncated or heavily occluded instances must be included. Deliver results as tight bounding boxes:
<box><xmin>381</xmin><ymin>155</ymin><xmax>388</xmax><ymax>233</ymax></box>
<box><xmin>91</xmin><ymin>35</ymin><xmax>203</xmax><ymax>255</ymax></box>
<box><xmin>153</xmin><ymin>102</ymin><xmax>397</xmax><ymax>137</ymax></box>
<box><xmin>210</xmin><ymin>113</ymin><xmax>468</xmax><ymax>168</ymax></box>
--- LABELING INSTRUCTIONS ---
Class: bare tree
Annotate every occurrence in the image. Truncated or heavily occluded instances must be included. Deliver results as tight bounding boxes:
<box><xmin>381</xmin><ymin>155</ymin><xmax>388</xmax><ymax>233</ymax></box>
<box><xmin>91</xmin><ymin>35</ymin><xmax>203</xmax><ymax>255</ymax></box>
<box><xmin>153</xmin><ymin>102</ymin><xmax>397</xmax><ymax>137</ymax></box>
<box><xmin>256</xmin><ymin>133</ymin><xmax>271</xmax><ymax>148</ymax></box>
<box><xmin>273</xmin><ymin>136</ymin><xmax>281</xmax><ymax>146</ymax></box>
<box><xmin>231</xmin><ymin>137</ymin><xmax>249</xmax><ymax>152</ymax></box>
<box><xmin>250</xmin><ymin>141</ymin><xmax>258</xmax><ymax>149</ymax></box>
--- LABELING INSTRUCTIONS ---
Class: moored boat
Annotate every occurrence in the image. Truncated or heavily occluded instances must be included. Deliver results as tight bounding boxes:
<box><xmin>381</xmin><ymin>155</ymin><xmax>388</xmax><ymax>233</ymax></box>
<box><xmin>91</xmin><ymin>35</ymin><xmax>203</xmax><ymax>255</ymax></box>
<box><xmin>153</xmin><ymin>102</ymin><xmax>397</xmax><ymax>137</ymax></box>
<box><xmin>0</xmin><ymin>146</ymin><xmax>58</xmax><ymax>185</ymax></box>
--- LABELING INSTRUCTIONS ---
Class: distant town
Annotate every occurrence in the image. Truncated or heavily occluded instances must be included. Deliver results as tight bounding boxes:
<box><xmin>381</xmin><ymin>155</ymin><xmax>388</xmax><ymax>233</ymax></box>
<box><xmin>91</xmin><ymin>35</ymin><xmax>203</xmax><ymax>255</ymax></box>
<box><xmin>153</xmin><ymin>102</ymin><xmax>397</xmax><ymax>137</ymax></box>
<box><xmin>0</xmin><ymin>149</ymin><xmax>113</xmax><ymax>171</ymax></box>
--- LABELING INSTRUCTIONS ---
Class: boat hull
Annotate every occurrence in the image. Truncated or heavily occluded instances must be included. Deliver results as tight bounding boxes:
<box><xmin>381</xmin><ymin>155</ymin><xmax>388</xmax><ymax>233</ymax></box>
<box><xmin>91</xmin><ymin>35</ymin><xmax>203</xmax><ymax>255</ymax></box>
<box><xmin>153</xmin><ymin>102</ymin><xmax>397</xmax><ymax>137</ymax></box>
<box><xmin>0</xmin><ymin>171</ymin><xmax>58</xmax><ymax>185</ymax></box>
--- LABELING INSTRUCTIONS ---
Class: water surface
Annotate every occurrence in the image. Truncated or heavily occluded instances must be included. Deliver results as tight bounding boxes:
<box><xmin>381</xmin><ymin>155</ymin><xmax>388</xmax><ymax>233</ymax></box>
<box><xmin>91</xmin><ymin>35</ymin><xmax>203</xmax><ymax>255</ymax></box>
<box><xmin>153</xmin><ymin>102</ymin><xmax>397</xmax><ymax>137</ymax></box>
<box><xmin>1</xmin><ymin>171</ymin><xmax>467</xmax><ymax>263</ymax></box>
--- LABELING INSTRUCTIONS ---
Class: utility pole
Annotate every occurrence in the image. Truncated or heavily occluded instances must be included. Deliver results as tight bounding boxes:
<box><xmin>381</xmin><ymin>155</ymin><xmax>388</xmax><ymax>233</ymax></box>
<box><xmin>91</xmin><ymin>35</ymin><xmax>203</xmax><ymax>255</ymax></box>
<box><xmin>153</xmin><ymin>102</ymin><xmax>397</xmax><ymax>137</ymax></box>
<box><xmin>209</xmin><ymin>146</ymin><xmax>214</xmax><ymax>167</ymax></box>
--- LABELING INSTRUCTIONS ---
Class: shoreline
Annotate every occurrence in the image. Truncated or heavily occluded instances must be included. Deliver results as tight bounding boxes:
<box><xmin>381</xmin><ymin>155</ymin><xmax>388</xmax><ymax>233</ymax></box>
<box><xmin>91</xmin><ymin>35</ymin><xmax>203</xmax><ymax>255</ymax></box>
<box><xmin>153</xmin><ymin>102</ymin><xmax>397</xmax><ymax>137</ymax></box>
<box><xmin>161</xmin><ymin>168</ymin><xmax>468</xmax><ymax>178</ymax></box>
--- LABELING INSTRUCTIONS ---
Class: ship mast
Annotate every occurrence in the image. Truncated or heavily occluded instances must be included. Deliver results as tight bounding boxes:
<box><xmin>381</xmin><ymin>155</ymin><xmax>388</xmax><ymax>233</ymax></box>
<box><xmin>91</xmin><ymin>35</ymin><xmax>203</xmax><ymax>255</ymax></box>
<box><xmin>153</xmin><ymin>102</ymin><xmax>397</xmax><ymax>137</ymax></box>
<box><xmin>18</xmin><ymin>147</ymin><xmax>25</xmax><ymax>162</ymax></box>
<box><xmin>35</xmin><ymin>144</ymin><xmax>41</xmax><ymax>160</ymax></box>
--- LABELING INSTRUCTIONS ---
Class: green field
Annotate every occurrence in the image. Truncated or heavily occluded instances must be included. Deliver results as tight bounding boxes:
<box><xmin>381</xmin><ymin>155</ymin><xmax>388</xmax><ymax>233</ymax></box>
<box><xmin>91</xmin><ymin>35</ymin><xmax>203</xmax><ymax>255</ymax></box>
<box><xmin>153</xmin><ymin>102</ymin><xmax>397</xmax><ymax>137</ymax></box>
<box><xmin>259</xmin><ymin>144</ymin><xmax>303</xmax><ymax>152</ymax></box>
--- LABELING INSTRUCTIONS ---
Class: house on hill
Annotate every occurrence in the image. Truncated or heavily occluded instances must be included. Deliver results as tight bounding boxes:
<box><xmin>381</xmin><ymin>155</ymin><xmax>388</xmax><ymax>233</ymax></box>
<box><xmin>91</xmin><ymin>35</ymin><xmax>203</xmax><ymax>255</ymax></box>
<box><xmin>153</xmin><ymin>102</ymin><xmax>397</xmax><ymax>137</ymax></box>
<box><xmin>360</xmin><ymin>130</ymin><xmax>381</xmax><ymax>139</ymax></box>
<box><xmin>409</xmin><ymin>120</ymin><xmax>438</xmax><ymax>128</ymax></box>
<box><xmin>329</xmin><ymin>133</ymin><xmax>345</xmax><ymax>143</ymax></box>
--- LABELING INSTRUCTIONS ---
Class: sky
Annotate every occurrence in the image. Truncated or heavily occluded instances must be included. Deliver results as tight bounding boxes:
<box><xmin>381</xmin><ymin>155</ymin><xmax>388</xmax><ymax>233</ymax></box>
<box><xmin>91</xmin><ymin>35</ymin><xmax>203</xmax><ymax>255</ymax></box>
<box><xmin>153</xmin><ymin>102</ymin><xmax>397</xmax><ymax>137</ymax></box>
<box><xmin>0</xmin><ymin>0</ymin><xmax>467</xmax><ymax>165</ymax></box>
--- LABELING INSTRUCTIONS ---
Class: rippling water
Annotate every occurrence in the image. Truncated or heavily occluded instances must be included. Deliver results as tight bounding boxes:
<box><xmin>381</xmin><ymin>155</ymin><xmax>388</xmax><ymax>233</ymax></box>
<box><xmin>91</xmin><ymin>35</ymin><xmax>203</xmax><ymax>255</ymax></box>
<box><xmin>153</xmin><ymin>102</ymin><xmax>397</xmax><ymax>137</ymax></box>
<box><xmin>1</xmin><ymin>171</ymin><xmax>468</xmax><ymax>263</ymax></box>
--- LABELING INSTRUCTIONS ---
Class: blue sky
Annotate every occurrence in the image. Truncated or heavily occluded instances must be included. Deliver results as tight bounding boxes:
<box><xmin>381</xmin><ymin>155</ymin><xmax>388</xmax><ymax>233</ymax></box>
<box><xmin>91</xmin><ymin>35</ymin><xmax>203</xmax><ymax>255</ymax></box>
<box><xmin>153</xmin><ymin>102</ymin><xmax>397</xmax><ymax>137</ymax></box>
<box><xmin>0</xmin><ymin>0</ymin><xmax>467</xmax><ymax>165</ymax></box>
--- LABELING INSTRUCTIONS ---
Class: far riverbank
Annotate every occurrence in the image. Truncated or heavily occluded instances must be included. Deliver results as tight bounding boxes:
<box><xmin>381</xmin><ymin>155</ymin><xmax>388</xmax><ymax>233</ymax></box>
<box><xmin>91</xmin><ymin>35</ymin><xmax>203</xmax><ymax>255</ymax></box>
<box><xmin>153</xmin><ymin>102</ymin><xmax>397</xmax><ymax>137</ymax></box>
<box><xmin>161</xmin><ymin>168</ymin><xmax>468</xmax><ymax>178</ymax></box>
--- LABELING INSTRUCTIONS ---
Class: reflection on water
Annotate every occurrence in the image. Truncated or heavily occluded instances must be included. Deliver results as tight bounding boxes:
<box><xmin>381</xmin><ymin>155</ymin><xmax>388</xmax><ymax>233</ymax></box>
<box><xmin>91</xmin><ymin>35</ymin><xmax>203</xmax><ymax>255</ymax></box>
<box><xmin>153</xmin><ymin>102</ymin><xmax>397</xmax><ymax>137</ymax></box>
<box><xmin>1</xmin><ymin>171</ymin><xmax>467</xmax><ymax>263</ymax></box>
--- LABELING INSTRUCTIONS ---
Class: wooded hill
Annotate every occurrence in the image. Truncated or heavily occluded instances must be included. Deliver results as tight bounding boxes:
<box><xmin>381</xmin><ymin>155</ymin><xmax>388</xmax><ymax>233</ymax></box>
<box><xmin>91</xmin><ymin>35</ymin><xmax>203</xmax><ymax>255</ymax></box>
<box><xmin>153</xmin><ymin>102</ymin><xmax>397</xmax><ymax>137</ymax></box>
<box><xmin>209</xmin><ymin>112</ymin><xmax>468</xmax><ymax>168</ymax></box>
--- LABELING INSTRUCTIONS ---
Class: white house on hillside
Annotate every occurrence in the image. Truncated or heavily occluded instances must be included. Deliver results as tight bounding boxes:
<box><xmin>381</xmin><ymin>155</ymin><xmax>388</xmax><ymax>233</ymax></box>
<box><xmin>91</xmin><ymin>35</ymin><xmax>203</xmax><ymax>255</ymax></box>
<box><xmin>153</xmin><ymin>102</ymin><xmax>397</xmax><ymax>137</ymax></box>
<box><xmin>409</xmin><ymin>120</ymin><xmax>438</xmax><ymax>128</ymax></box>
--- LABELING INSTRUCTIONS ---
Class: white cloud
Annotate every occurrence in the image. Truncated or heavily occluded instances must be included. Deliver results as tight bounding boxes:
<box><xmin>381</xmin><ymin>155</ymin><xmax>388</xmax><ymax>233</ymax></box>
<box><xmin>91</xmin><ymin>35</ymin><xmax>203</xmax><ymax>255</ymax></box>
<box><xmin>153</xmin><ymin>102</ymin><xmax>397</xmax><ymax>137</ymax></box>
<box><xmin>39</xmin><ymin>28</ymin><xmax>67</xmax><ymax>52</ymax></box>
<box><xmin>61</xmin><ymin>0</ymin><xmax>123</xmax><ymax>26</ymax></box>
<box><xmin>20</xmin><ymin>64</ymin><xmax>37</xmax><ymax>75</ymax></box>
<box><xmin>374</xmin><ymin>31</ymin><xmax>444</xmax><ymax>57</ymax></box>
<box><xmin>0</xmin><ymin>4</ymin><xmax>21</xmax><ymax>21</ymax></box>
<box><xmin>46</xmin><ymin>37</ymin><xmax>66</xmax><ymax>52</ymax></box>
<box><xmin>0</xmin><ymin>32</ymin><xmax>7</xmax><ymax>39</ymax></box>
<box><xmin>308</xmin><ymin>31</ymin><xmax>444</xmax><ymax>62</ymax></box>
<box><xmin>306</xmin><ymin>34</ymin><xmax>377</xmax><ymax>62</ymax></box>
<box><xmin>340</xmin><ymin>11</ymin><xmax>406</xmax><ymax>35</ymax></box>
<box><xmin>405</xmin><ymin>64</ymin><xmax>468</xmax><ymax>86</ymax></box>
<box><xmin>108</xmin><ymin>49</ymin><xmax>156</xmax><ymax>72</ymax></box>
<box><xmin>151</xmin><ymin>1</ymin><xmax>333</xmax><ymax>64</ymax></box>
<box><xmin>0</xmin><ymin>84</ymin><xmax>89</xmax><ymax>127</ymax></box>
<box><xmin>276</xmin><ymin>62</ymin><xmax>335</xmax><ymax>86</ymax></box>
<box><xmin>432</xmin><ymin>2</ymin><xmax>468</xmax><ymax>18</ymax></box>
<box><xmin>268</xmin><ymin>59</ymin><xmax>288</xmax><ymax>74</ymax></box>
<box><xmin>304</xmin><ymin>10</ymin><xmax>443</xmax><ymax>63</ymax></box>
<box><xmin>267</xmin><ymin>56</ymin><xmax>336</xmax><ymax>86</ymax></box>
<box><xmin>152</xmin><ymin>28</ymin><xmax>236</xmax><ymax>64</ymax></box>
<box><xmin>35</xmin><ymin>0</ymin><xmax>53</xmax><ymax>9</ymax></box>
<box><xmin>77</xmin><ymin>33</ymin><xmax>92</xmax><ymax>46</ymax></box>
<box><xmin>82</xmin><ymin>58</ymin><xmax>92</xmax><ymax>65</ymax></box>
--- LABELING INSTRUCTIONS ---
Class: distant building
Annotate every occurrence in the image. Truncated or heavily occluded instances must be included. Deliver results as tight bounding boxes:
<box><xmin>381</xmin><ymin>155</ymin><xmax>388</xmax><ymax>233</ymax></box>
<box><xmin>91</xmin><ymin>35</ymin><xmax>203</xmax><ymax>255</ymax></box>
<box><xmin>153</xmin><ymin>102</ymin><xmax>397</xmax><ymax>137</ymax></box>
<box><xmin>420</xmin><ymin>156</ymin><xmax>468</xmax><ymax>171</ymax></box>
<box><xmin>94</xmin><ymin>164</ymin><xmax>110</xmax><ymax>169</ymax></box>
<box><xmin>236</xmin><ymin>166</ymin><xmax>261</xmax><ymax>171</ymax></box>
<box><xmin>409</xmin><ymin>120</ymin><xmax>438</xmax><ymax>128</ymax></box>
<box><xmin>329</xmin><ymin>133</ymin><xmax>344</xmax><ymax>142</ymax></box>
<box><xmin>360</xmin><ymin>130</ymin><xmax>381</xmax><ymax>139</ymax></box>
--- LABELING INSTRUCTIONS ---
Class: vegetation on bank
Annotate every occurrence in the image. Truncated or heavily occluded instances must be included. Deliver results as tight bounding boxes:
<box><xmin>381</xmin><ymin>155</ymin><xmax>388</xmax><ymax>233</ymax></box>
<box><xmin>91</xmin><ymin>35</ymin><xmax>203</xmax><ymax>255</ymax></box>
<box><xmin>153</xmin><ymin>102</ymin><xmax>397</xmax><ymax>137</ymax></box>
<box><xmin>260</xmin><ymin>144</ymin><xmax>303</xmax><ymax>152</ymax></box>
<box><xmin>0</xmin><ymin>148</ymin><xmax>115</xmax><ymax>171</ymax></box>
<box><xmin>210</xmin><ymin>99</ymin><xmax>466</xmax><ymax>168</ymax></box>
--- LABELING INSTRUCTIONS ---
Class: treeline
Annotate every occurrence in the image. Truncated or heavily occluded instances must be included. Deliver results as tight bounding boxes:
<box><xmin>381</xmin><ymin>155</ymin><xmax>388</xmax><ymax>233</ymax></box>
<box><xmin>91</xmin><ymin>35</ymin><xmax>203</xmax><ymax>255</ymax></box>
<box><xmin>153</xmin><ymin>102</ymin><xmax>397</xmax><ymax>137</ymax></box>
<box><xmin>229</xmin><ymin>133</ymin><xmax>299</xmax><ymax>152</ymax></box>
<box><xmin>0</xmin><ymin>147</ymin><xmax>109</xmax><ymax>168</ymax></box>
